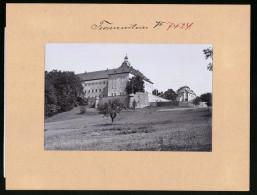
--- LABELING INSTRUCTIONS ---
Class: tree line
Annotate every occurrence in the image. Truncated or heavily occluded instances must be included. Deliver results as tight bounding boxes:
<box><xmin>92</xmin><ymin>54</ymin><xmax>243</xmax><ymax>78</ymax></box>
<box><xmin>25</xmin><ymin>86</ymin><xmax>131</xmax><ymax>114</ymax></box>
<box><xmin>45</xmin><ymin>72</ymin><xmax>212</xmax><ymax>118</ymax></box>
<box><xmin>126</xmin><ymin>75</ymin><xmax>212</xmax><ymax>106</ymax></box>
<box><xmin>45</xmin><ymin>70</ymin><xmax>84</xmax><ymax>117</ymax></box>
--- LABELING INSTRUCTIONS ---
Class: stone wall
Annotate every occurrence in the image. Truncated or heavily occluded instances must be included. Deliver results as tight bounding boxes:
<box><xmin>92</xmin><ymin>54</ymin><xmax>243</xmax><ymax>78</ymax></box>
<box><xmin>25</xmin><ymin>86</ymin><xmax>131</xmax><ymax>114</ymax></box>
<box><xmin>99</xmin><ymin>95</ymin><xmax>130</xmax><ymax>108</ymax></box>
<box><xmin>156</xmin><ymin>101</ymin><xmax>195</xmax><ymax>108</ymax></box>
<box><xmin>148</xmin><ymin>93</ymin><xmax>169</xmax><ymax>102</ymax></box>
<box><xmin>156</xmin><ymin>101</ymin><xmax>179</xmax><ymax>107</ymax></box>
<box><xmin>149</xmin><ymin>102</ymin><xmax>157</xmax><ymax>107</ymax></box>
<box><xmin>97</xmin><ymin>92</ymin><xmax>170</xmax><ymax>109</ymax></box>
<box><xmin>129</xmin><ymin>92</ymin><xmax>169</xmax><ymax>108</ymax></box>
<box><xmin>129</xmin><ymin>93</ymin><xmax>149</xmax><ymax>108</ymax></box>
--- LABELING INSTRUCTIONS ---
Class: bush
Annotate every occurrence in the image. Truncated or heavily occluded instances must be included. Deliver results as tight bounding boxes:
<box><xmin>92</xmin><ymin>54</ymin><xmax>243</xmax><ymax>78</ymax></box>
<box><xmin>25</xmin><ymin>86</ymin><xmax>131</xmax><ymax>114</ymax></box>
<box><xmin>80</xmin><ymin>105</ymin><xmax>86</xmax><ymax>114</ymax></box>
<box><xmin>45</xmin><ymin>104</ymin><xmax>60</xmax><ymax>117</ymax></box>
<box><xmin>200</xmin><ymin>93</ymin><xmax>212</xmax><ymax>107</ymax></box>
<box><xmin>90</xmin><ymin>103</ymin><xmax>96</xmax><ymax>108</ymax></box>
<box><xmin>98</xmin><ymin>98</ymin><xmax>128</xmax><ymax>115</ymax></box>
<box><xmin>192</xmin><ymin>96</ymin><xmax>201</xmax><ymax>106</ymax></box>
<box><xmin>126</xmin><ymin>75</ymin><xmax>145</xmax><ymax>94</ymax></box>
<box><xmin>77</xmin><ymin>97</ymin><xmax>88</xmax><ymax>106</ymax></box>
<box><xmin>44</xmin><ymin>70</ymin><xmax>84</xmax><ymax>117</ymax></box>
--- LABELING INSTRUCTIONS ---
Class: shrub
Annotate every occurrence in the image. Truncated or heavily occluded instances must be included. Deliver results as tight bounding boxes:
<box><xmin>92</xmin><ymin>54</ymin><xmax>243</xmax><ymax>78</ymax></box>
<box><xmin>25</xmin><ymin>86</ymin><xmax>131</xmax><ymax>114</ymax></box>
<box><xmin>80</xmin><ymin>105</ymin><xmax>86</xmax><ymax>114</ymax></box>
<box><xmin>45</xmin><ymin>104</ymin><xmax>60</xmax><ymax>117</ymax></box>
<box><xmin>200</xmin><ymin>93</ymin><xmax>212</xmax><ymax>107</ymax></box>
<box><xmin>98</xmin><ymin>98</ymin><xmax>127</xmax><ymax>115</ymax></box>
<box><xmin>126</xmin><ymin>75</ymin><xmax>145</xmax><ymax>94</ymax></box>
<box><xmin>192</xmin><ymin>96</ymin><xmax>201</xmax><ymax>106</ymax></box>
<box><xmin>45</xmin><ymin>70</ymin><xmax>84</xmax><ymax>117</ymax></box>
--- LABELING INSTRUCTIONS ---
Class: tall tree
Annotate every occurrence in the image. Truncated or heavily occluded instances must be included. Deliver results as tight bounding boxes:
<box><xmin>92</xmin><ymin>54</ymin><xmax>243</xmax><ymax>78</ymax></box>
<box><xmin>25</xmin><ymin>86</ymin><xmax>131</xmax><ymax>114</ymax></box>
<box><xmin>152</xmin><ymin>89</ymin><xmax>159</xmax><ymax>96</ymax></box>
<box><xmin>152</xmin><ymin>89</ymin><xmax>164</xmax><ymax>97</ymax></box>
<box><xmin>163</xmin><ymin>89</ymin><xmax>177</xmax><ymax>101</ymax></box>
<box><xmin>200</xmin><ymin>93</ymin><xmax>212</xmax><ymax>106</ymax></box>
<box><xmin>192</xmin><ymin>96</ymin><xmax>201</xmax><ymax>106</ymax></box>
<box><xmin>45</xmin><ymin>72</ymin><xmax>59</xmax><ymax>116</ymax></box>
<box><xmin>45</xmin><ymin>70</ymin><xmax>84</xmax><ymax>116</ymax></box>
<box><xmin>203</xmin><ymin>47</ymin><xmax>213</xmax><ymax>71</ymax></box>
<box><xmin>126</xmin><ymin>75</ymin><xmax>145</xmax><ymax>94</ymax></box>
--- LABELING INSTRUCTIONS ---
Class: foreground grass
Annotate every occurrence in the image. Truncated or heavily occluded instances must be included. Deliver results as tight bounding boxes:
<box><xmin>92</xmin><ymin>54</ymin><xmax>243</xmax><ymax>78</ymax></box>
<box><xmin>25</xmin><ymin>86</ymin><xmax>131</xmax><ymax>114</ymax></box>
<box><xmin>44</xmin><ymin>107</ymin><xmax>212</xmax><ymax>151</ymax></box>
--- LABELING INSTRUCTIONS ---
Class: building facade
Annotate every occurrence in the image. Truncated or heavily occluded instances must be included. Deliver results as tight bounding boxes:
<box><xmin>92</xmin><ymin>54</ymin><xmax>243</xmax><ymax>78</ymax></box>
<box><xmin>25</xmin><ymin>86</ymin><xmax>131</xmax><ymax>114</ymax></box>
<box><xmin>77</xmin><ymin>55</ymin><xmax>154</xmax><ymax>98</ymax></box>
<box><xmin>176</xmin><ymin>86</ymin><xmax>196</xmax><ymax>102</ymax></box>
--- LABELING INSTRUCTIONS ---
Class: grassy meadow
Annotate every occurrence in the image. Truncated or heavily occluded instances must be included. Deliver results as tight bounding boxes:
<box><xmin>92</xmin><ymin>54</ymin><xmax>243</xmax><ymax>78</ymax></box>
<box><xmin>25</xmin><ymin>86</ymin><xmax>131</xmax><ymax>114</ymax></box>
<box><xmin>44</xmin><ymin>106</ymin><xmax>212</xmax><ymax>151</ymax></box>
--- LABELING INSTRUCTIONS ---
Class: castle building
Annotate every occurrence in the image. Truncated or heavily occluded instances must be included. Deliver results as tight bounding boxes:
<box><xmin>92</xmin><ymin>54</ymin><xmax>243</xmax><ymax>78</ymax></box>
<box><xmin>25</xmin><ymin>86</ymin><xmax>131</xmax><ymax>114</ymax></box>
<box><xmin>77</xmin><ymin>55</ymin><xmax>154</xmax><ymax>98</ymax></box>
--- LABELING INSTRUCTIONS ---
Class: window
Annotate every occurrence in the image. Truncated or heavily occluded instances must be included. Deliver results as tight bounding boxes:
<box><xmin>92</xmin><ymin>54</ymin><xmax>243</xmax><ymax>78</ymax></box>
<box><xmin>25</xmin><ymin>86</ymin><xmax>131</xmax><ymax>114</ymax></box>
<box><xmin>88</xmin><ymin>90</ymin><xmax>90</xmax><ymax>93</ymax></box>
<box><xmin>96</xmin><ymin>89</ymin><xmax>97</xmax><ymax>92</ymax></box>
<box><xmin>114</xmin><ymin>93</ymin><xmax>116</xmax><ymax>96</ymax></box>
<box><xmin>99</xmin><ymin>89</ymin><xmax>101</xmax><ymax>92</ymax></box>
<box><xmin>111</xmin><ymin>93</ymin><xmax>113</xmax><ymax>96</ymax></box>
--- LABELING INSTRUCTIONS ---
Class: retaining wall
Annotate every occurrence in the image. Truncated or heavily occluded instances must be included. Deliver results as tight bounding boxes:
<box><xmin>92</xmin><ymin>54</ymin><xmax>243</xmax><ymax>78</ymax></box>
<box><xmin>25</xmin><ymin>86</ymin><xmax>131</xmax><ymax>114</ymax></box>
<box><xmin>156</xmin><ymin>101</ymin><xmax>179</xmax><ymax>107</ymax></box>
<box><xmin>99</xmin><ymin>95</ymin><xmax>130</xmax><ymax>108</ymax></box>
<box><xmin>129</xmin><ymin>92</ymin><xmax>169</xmax><ymax>108</ymax></box>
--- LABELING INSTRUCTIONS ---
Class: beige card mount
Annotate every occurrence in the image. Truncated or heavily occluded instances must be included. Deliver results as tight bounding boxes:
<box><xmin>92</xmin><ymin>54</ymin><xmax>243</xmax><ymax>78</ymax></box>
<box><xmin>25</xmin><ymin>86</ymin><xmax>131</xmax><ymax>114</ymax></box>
<box><xmin>5</xmin><ymin>4</ymin><xmax>250</xmax><ymax>190</ymax></box>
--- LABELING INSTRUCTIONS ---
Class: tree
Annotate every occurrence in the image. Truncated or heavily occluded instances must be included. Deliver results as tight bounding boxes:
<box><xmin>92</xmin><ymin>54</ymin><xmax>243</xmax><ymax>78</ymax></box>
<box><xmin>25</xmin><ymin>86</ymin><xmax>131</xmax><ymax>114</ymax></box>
<box><xmin>159</xmin><ymin>91</ymin><xmax>164</xmax><ymax>97</ymax></box>
<box><xmin>126</xmin><ymin>75</ymin><xmax>145</xmax><ymax>94</ymax></box>
<box><xmin>98</xmin><ymin>98</ymin><xmax>128</xmax><ymax>123</ymax></box>
<box><xmin>152</xmin><ymin>89</ymin><xmax>159</xmax><ymax>96</ymax></box>
<box><xmin>163</xmin><ymin>89</ymin><xmax>177</xmax><ymax>101</ymax></box>
<box><xmin>110</xmin><ymin>110</ymin><xmax>117</xmax><ymax>123</ymax></box>
<box><xmin>203</xmin><ymin>47</ymin><xmax>213</xmax><ymax>71</ymax></box>
<box><xmin>152</xmin><ymin>89</ymin><xmax>164</xmax><ymax>97</ymax></box>
<box><xmin>200</xmin><ymin>93</ymin><xmax>212</xmax><ymax>106</ymax></box>
<box><xmin>45</xmin><ymin>73</ymin><xmax>59</xmax><ymax>116</ymax></box>
<box><xmin>44</xmin><ymin>70</ymin><xmax>84</xmax><ymax>117</ymax></box>
<box><xmin>192</xmin><ymin>96</ymin><xmax>201</xmax><ymax>106</ymax></box>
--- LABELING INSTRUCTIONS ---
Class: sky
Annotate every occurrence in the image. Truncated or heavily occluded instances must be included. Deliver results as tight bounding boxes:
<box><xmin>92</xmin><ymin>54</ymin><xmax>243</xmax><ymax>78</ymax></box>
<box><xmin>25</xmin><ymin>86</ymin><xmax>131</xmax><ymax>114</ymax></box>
<box><xmin>45</xmin><ymin>43</ymin><xmax>212</xmax><ymax>96</ymax></box>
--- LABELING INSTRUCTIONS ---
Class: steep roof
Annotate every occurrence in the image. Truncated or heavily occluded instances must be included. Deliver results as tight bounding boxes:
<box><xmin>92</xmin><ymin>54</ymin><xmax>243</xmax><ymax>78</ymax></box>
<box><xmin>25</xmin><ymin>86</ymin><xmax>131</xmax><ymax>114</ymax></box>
<box><xmin>77</xmin><ymin>56</ymin><xmax>153</xmax><ymax>84</ymax></box>
<box><xmin>109</xmin><ymin>61</ymin><xmax>153</xmax><ymax>84</ymax></box>
<box><xmin>77</xmin><ymin>69</ymin><xmax>116</xmax><ymax>81</ymax></box>
<box><xmin>177</xmin><ymin>86</ymin><xmax>196</xmax><ymax>96</ymax></box>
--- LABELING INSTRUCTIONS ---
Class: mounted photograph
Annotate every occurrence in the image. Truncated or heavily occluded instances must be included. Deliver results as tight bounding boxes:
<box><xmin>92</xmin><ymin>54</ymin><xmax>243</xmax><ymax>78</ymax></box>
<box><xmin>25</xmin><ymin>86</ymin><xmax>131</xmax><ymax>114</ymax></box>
<box><xmin>44</xmin><ymin>43</ymin><xmax>213</xmax><ymax>151</ymax></box>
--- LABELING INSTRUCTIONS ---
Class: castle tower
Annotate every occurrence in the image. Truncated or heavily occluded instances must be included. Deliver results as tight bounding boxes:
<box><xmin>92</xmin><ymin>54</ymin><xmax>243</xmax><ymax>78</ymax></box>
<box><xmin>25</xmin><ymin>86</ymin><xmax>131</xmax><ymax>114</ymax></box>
<box><xmin>122</xmin><ymin>54</ymin><xmax>130</xmax><ymax>67</ymax></box>
<box><xmin>124</xmin><ymin>54</ymin><xmax>128</xmax><ymax>62</ymax></box>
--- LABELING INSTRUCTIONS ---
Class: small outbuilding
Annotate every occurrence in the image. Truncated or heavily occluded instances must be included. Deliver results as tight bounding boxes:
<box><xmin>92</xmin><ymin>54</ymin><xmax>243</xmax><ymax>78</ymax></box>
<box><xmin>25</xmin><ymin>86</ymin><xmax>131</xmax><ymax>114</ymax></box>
<box><xmin>176</xmin><ymin>86</ymin><xmax>196</xmax><ymax>102</ymax></box>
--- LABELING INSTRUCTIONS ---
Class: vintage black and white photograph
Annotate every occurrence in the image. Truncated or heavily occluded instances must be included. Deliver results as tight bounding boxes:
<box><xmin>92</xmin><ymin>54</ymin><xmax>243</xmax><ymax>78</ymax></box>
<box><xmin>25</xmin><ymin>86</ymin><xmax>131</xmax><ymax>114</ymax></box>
<box><xmin>44</xmin><ymin>43</ymin><xmax>213</xmax><ymax>151</ymax></box>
